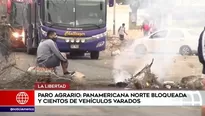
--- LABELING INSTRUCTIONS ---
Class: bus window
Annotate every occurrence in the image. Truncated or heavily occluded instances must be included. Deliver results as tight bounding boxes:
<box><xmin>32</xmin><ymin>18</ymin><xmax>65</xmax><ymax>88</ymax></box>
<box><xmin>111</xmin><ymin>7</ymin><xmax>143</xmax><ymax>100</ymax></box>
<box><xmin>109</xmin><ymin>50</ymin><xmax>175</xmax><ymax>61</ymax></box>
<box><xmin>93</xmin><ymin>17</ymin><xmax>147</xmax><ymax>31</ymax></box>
<box><xmin>76</xmin><ymin>0</ymin><xmax>106</xmax><ymax>28</ymax></box>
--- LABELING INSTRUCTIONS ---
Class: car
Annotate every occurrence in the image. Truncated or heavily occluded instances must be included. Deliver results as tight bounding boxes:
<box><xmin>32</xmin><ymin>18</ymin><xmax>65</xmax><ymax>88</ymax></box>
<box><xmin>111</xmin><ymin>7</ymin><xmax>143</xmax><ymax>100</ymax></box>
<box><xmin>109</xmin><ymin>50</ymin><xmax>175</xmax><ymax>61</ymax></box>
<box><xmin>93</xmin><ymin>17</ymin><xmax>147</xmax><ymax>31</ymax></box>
<box><xmin>135</xmin><ymin>28</ymin><xmax>200</xmax><ymax>55</ymax></box>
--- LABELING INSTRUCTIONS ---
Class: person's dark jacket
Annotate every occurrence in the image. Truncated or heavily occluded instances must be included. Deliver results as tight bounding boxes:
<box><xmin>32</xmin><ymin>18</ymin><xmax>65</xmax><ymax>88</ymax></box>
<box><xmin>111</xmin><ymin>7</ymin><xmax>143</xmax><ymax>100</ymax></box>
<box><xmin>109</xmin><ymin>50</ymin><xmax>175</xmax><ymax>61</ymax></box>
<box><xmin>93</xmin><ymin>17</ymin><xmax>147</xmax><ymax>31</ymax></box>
<box><xmin>198</xmin><ymin>29</ymin><xmax>205</xmax><ymax>64</ymax></box>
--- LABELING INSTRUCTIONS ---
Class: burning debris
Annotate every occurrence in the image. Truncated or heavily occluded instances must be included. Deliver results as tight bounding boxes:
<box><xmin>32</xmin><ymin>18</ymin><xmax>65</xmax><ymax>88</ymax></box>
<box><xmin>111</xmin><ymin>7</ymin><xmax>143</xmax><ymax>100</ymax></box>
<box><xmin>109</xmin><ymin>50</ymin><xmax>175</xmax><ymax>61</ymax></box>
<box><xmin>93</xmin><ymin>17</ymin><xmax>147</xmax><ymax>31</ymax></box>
<box><xmin>115</xmin><ymin>59</ymin><xmax>204</xmax><ymax>90</ymax></box>
<box><xmin>163</xmin><ymin>81</ymin><xmax>181</xmax><ymax>89</ymax></box>
<box><xmin>120</xmin><ymin>58</ymin><xmax>163</xmax><ymax>89</ymax></box>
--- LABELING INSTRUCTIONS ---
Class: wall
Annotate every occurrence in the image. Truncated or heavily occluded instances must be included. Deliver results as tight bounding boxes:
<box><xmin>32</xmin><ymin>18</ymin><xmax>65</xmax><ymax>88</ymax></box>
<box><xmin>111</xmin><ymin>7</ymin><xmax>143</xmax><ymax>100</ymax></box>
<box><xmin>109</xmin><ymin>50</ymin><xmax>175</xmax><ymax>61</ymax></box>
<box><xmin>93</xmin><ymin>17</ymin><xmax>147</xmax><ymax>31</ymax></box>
<box><xmin>0</xmin><ymin>0</ymin><xmax>7</xmax><ymax>16</ymax></box>
<box><xmin>106</xmin><ymin>5</ymin><xmax>130</xmax><ymax>32</ymax></box>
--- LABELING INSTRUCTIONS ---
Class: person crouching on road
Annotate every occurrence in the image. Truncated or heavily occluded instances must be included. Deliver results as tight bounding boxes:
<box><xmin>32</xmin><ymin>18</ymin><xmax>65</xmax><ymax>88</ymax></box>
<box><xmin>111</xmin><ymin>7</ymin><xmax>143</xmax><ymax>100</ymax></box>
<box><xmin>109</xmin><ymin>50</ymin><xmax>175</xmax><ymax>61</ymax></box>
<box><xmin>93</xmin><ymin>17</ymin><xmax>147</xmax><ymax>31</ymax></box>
<box><xmin>36</xmin><ymin>30</ymin><xmax>75</xmax><ymax>76</ymax></box>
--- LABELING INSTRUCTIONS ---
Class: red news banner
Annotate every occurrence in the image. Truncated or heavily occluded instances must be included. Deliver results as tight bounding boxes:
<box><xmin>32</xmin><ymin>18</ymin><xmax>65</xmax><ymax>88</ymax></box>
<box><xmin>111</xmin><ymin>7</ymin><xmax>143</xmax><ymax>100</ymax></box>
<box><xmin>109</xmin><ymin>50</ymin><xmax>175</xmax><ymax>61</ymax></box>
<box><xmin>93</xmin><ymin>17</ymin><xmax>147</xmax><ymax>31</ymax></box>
<box><xmin>0</xmin><ymin>90</ymin><xmax>34</xmax><ymax>112</ymax></box>
<box><xmin>0</xmin><ymin>83</ymin><xmax>69</xmax><ymax>112</ymax></box>
<box><xmin>0</xmin><ymin>82</ymin><xmax>205</xmax><ymax>115</ymax></box>
<box><xmin>34</xmin><ymin>83</ymin><xmax>70</xmax><ymax>90</ymax></box>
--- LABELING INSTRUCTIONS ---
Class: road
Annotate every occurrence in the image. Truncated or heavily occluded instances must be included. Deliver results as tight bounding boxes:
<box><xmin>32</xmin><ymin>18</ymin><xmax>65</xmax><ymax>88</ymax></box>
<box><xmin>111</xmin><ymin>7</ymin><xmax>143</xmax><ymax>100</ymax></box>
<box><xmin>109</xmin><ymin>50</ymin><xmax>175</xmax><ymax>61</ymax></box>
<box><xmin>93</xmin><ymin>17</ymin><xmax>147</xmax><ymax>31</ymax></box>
<box><xmin>13</xmin><ymin>52</ymin><xmax>202</xmax><ymax>82</ymax></box>
<box><xmin>0</xmin><ymin>52</ymin><xmax>203</xmax><ymax>116</ymax></box>
<box><xmin>13</xmin><ymin>52</ymin><xmax>114</xmax><ymax>82</ymax></box>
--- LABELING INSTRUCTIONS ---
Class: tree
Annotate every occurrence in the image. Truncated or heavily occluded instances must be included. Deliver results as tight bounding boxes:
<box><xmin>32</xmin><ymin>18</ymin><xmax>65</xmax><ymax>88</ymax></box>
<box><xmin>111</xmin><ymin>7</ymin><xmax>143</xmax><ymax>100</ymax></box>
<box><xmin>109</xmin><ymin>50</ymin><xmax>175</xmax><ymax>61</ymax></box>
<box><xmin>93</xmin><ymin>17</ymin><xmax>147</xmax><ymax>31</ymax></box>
<box><xmin>130</xmin><ymin>0</ymin><xmax>140</xmax><ymax>13</ymax></box>
<box><xmin>129</xmin><ymin>0</ymin><xmax>141</xmax><ymax>25</ymax></box>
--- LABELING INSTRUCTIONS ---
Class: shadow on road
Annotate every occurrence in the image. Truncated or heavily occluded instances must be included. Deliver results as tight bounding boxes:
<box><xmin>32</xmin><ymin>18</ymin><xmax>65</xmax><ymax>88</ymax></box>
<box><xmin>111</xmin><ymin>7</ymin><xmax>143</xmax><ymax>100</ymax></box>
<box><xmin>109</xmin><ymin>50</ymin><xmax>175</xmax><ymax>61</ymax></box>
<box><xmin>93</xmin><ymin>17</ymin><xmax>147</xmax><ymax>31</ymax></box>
<box><xmin>11</xmin><ymin>48</ymin><xmax>26</xmax><ymax>52</ymax></box>
<box><xmin>67</xmin><ymin>54</ymin><xmax>104</xmax><ymax>61</ymax></box>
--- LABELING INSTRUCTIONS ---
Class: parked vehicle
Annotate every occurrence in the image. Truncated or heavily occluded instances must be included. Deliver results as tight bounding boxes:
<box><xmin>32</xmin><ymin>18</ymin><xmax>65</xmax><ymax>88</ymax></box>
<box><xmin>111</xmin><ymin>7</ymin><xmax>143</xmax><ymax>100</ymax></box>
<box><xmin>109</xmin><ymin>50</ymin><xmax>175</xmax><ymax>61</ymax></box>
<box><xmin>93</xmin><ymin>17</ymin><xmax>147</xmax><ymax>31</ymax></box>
<box><xmin>6</xmin><ymin>0</ymin><xmax>107</xmax><ymax>59</ymax></box>
<box><xmin>7</xmin><ymin>0</ymin><xmax>25</xmax><ymax>48</ymax></box>
<box><xmin>135</xmin><ymin>28</ymin><xmax>199</xmax><ymax>55</ymax></box>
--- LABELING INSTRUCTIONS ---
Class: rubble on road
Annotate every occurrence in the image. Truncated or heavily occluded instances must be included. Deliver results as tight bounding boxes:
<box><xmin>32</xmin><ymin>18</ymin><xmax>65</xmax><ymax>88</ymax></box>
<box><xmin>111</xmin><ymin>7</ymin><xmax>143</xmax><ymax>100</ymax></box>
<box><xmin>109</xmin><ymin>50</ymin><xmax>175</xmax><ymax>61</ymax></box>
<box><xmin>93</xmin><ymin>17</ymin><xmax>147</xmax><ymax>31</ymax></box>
<box><xmin>71</xmin><ymin>71</ymin><xmax>86</xmax><ymax>86</ymax></box>
<box><xmin>106</xmin><ymin>35</ymin><xmax>122</xmax><ymax>56</ymax></box>
<box><xmin>106</xmin><ymin>30</ymin><xmax>143</xmax><ymax>57</ymax></box>
<box><xmin>180</xmin><ymin>75</ymin><xmax>203</xmax><ymax>90</ymax></box>
<box><xmin>115</xmin><ymin>58</ymin><xmax>204</xmax><ymax>90</ymax></box>
<box><xmin>163</xmin><ymin>81</ymin><xmax>181</xmax><ymax>89</ymax></box>
<box><xmin>34</xmin><ymin>70</ymin><xmax>87</xmax><ymax>89</ymax></box>
<box><xmin>0</xmin><ymin>57</ymin><xmax>203</xmax><ymax>90</ymax></box>
<box><xmin>0</xmin><ymin>66</ymin><xmax>87</xmax><ymax>90</ymax></box>
<box><xmin>111</xmin><ymin>49</ymin><xmax>121</xmax><ymax>56</ymax></box>
<box><xmin>0</xmin><ymin>73</ymin><xmax>38</xmax><ymax>89</ymax></box>
<box><xmin>27</xmin><ymin>66</ymin><xmax>56</xmax><ymax>75</ymax></box>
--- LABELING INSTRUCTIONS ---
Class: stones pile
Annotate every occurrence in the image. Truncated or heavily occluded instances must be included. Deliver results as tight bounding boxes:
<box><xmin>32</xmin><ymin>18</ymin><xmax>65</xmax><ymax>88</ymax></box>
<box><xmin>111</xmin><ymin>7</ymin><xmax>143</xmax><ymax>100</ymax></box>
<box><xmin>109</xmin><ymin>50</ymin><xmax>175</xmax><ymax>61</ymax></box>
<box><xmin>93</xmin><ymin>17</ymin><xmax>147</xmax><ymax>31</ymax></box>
<box><xmin>106</xmin><ymin>35</ymin><xmax>122</xmax><ymax>56</ymax></box>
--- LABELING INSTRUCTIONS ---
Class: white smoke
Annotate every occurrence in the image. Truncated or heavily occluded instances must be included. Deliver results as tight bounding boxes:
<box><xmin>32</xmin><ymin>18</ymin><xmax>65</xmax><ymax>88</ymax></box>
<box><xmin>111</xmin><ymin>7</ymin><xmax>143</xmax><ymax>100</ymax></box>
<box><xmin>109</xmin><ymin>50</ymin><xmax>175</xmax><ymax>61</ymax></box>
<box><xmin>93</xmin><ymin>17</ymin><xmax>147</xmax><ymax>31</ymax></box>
<box><xmin>112</xmin><ymin>38</ymin><xmax>176</xmax><ymax>83</ymax></box>
<box><xmin>112</xmin><ymin>0</ymin><xmax>205</xmax><ymax>83</ymax></box>
<box><xmin>112</xmin><ymin>40</ymin><xmax>145</xmax><ymax>82</ymax></box>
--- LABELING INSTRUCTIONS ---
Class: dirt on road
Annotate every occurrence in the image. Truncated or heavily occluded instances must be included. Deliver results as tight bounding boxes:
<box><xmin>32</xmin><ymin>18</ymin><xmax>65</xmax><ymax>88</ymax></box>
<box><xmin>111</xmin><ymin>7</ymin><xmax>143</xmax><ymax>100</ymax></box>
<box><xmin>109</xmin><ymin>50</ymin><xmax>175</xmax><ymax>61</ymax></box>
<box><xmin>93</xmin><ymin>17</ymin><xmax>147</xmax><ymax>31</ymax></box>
<box><xmin>0</xmin><ymin>32</ymin><xmax>203</xmax><ymax>90</ymax></box>
<box><xmin>0</xmin><ymin>51</ymin><xmax>203</xmax><ymax>90</ymax></box>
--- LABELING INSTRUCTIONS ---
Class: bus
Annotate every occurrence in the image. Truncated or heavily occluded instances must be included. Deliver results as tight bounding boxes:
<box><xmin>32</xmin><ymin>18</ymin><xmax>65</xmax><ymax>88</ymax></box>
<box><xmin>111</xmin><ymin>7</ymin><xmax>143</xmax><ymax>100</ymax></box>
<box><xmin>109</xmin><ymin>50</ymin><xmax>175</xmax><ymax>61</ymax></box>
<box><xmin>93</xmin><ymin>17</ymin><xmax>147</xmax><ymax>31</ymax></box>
<box><xmin>7</xmin><ymin>0</ymin><xmax>25</xmax><ymax>48</ymax></box>
<box><xmin>7</xmin><ymin>0</ymin><xmax>107</xmax><ymax>59</ymax></box>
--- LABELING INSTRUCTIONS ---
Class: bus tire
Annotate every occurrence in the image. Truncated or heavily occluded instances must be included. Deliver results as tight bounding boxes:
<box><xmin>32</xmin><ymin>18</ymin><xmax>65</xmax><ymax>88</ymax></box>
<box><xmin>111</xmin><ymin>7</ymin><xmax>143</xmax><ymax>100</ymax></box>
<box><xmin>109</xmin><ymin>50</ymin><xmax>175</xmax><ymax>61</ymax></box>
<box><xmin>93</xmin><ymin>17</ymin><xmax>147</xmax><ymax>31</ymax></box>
<box><xmin>90</xmin><ymin>51</ymin><xmax>99</xmax><ymax>59</ymax></box>
<box><xmin>25</xmin><ymin>35</ymin><xmax>36</xmax><ymax>55</ymax></box>
<box><xmin>26</xmin><ymin>47</ymin><xmax>36</xmax><ymax>55</ymax></box>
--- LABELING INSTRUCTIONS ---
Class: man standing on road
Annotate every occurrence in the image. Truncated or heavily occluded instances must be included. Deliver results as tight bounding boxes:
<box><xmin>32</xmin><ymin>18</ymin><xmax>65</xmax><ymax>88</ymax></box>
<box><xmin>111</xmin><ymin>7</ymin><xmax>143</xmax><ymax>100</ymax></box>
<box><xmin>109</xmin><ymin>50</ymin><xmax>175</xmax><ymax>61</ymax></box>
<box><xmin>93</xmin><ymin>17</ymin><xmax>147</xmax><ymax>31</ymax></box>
<box><xmin>142</xmin><ymin>20</ymin><xmax>150</xmax><ymax>36</ymax></box>
<box><xmin>198</xmin><ymin>28</ymin><xmax>205</xmax><ymax>81</ymax></box>
<box><xmin>118</xmin><ymin>23</ymin><xmax>128</xmax><ymax>41</ymax></box>
<box><xmin>36</xmin><ymin>30</ymin><xmax>75</xmax><ymax>76</ymax></box>
<box><xmin>195</xmin><ymin>30</ymin><xmax>205</xmax><ymax>115</ymax></box>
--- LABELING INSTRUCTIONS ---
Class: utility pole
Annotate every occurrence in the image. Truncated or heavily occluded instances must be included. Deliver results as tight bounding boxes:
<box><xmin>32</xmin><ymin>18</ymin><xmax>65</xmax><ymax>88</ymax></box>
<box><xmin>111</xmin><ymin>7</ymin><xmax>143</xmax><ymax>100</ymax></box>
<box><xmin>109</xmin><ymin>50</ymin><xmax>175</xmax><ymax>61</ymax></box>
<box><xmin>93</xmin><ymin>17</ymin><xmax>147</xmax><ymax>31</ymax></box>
<box><xmin>113</xmin><ymin>0</ymin><xmax>116</xmax><ymax>35</ymax></box>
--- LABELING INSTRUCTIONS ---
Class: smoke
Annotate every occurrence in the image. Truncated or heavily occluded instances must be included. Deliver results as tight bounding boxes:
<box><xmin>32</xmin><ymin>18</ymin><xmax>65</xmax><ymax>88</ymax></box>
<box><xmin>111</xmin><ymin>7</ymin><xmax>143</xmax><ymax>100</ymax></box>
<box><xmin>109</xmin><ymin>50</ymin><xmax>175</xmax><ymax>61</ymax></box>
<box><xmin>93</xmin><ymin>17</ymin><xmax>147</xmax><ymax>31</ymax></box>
<box><xmin>112</xmin><ymin>0</ymin><xmax>205</xmax><ymax>83</ymax></box>
<box><xmin>149</xmin><ymin>42</ymin><xmax>176</xmax><ymax>82</ymax></box>
<box><xmin>112</xmin><ymin>39</ymin><xmax>176</xmax><ymax>83</ymax></box>
<box><xmin>112</xmin><ymin>40</ymin><xmax>145</xmax><ymax>82</ymax></box>
<box><xmin>129</xmin><ymin>0</ymin><xmax>205</xmax><ymax>29</ymax></box>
